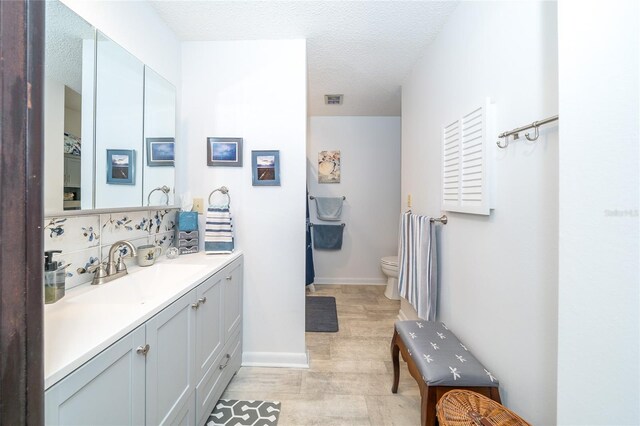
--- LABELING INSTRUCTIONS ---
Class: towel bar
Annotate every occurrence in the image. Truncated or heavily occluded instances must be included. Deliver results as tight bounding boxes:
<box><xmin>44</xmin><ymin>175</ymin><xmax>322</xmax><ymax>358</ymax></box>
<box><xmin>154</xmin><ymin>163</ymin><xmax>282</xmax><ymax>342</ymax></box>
<box><xmin>430</xmin><ymin>215</ymin><xmax>448</xmax><ymax>225</ymax></box>
<box><xmin>406</xmin><ymin>210</ymin><xmax>448</xmax><ymax>225</ymax></box>
<box><xmin>209</xmin><ymin>186</ymin><xmax>231</xmax><ymax>206</ymax></box>
<box><xmin>309</xmin><ymin>223</ymin><xmax>346</xmax><ymax>227</ymax></box>
<box><xmin>309</xmin><ymin>195</ymin><xmax>346</xmax><ymax>200</ymax></box>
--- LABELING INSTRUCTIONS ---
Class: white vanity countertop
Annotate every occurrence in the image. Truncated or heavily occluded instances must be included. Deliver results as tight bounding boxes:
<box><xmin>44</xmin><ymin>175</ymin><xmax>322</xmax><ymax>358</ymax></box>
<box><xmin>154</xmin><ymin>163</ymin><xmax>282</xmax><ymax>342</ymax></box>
<box><xmin>44</xmin><ymin>251</ymin><xmax>243</xmax><ymax>390</ymax></box>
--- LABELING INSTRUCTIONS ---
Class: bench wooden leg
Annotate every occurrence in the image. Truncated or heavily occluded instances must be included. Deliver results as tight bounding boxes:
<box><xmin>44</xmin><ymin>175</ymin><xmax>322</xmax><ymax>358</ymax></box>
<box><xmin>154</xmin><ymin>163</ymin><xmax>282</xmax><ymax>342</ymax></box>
<box><xmin>390</xmin><ymin>330</ymin><xmax>400</xmax><ymax>393</ymax></box>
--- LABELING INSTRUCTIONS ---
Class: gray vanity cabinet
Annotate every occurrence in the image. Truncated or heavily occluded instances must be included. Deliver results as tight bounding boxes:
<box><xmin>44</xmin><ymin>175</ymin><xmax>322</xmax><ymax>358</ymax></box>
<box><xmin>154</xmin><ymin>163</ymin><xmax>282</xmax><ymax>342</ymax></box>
<box><xmin>223</xmin><ymin>261</ymin><xmax>243</xmax><ymax>341</ymax></box>
<box><xmin>44</xmin><ymin>326</ymin><xmax>146</xmax><ymax>425</ymax></box>
<box><xmin>195</xmin><ymin>273</ymin><xmax>224</xmax><ymax>380</ymax></box>
<box><xmin>45</xmin><ymin>256</ymin><xmax>243</xmax><ymax>426</ymax></box>
<box><xmin>145</xmin><ymin>288</ymin><xmax>197</xmax><ymax>426</ymax></box>
<box><xmin>194</xmin><ymin>260</ymin><xmax>243</xmax><ymax>425</ymax></box>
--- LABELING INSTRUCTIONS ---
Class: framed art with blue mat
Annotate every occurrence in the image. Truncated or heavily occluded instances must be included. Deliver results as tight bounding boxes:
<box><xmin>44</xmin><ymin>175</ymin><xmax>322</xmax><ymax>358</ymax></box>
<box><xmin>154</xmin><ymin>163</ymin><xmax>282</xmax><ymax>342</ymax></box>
<box><xmin>146</xmin><ymin>137</ymin><xmax>175</xmax><ymax>166</ymax></box>
<box><xmin>208</xmin><ymin>137</ymin><xmax>243</xmax><ymax>167</ymax></box>
<box><xmin>106</xmin><ymin>149</ymin><xmax>135</xmax><ymax>185</ymax></box>
<box><xmin>251</xmin><ymin>150</ymin><xmax>280</xmax><ymax>186</ymax></box>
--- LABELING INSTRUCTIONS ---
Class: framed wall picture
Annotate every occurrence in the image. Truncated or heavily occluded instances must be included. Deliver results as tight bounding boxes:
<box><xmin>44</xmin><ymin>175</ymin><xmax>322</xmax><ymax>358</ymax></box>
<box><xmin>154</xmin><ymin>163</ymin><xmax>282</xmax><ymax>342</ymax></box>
<box><xmin>106</xmin><ymin>149</ymin><xmax>135</xmax><ymax>185</ymax></box>
<box><xmin>146</xmin><ymin>137</ymin><xmax>175</xmax><ymax>167</ymax></box>
<box><xmin>318</xmin><ymin>150</ymin><xmax>341</xmax><ymax>183</ymax></box>
<box><xmin>251</xmin><ymin>150</ymin><xmax>280</xmax><ymax>186</ymax></box>
<box><xmin>207</xmin><ymin>137</ymin><xmax>243</xmax><ymax>167</ymax></box>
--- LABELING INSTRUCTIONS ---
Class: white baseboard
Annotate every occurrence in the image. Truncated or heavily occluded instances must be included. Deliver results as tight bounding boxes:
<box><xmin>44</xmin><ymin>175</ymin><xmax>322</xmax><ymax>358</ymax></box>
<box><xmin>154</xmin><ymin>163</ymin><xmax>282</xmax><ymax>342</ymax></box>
<box><xmin>313</xmin><ymin>277</ymin><xmax>386</xmax><ymax>285</ymax></box>
<box><xmin>242</xmin><ymin>350</ymin><xmax>309</xmax><ymax>369</ymax></box>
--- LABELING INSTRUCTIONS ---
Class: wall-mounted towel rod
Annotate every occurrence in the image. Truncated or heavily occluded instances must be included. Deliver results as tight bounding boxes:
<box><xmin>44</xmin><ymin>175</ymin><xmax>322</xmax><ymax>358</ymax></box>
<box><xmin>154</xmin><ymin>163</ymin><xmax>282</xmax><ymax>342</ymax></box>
<box><xmin>406</xmin><ymin>210</ymin><xmax>448</xmax><ymax>225</ymax></box>
<box><xmin>430</xmin><ymin>215</ymin><xmax>448</xmax><ymax>225</ymax></box>
<box><xmin>497</xmin><ymin>114</ymin><xmax>558</xmax><ymax>149</ymax></box>
<box><xmin>209</xmin><ymin>186</ymin><xmax>231</xmax><ymax>206</ymax></box>
<box><xmin>309</xmin><ymin>195</ymin><xmax>346</xmax><ymax>200</ymax></box>
<box><xmin>309</xmin><ymin>223</ymin><xmax>346</xmax><ymax>227</ymax></box>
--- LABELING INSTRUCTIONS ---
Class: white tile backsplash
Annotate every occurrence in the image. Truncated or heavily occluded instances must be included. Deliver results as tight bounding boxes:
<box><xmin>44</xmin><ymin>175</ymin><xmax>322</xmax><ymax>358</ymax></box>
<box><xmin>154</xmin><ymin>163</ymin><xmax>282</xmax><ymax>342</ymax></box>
<box><xmin>100</xmin><ymin>211</ymin><xmax>151</xmax><ymax>245</ymax></box>
<box><xmin>149</xmin><ymin>209</ymin><xmax>177</xmax><ymax>234</ymax></box>
<box><xmin>150</xmin><ymin>231</ymin><xmax>175</xmax><ymax>255</ymax></box>
<box><xmin>44</xmin><ymin>215</ymin><xmax>100</xmax><ymax>252</ymax></box>
<box><xmin>53</xmin><ymin>247</ymin><xmax>101</xmax><ymax>289</ymax></box>
<box><xmin>43</xmin><ymin>208</ymin><xmax>179</xmax><ymax>290</ymax></box>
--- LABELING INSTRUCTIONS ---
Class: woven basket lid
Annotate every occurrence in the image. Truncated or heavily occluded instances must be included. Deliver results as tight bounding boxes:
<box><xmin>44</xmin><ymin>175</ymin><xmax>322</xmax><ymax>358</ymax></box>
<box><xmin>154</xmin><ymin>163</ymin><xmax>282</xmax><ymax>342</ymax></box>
<box><xmin>436</xmin><ymin>390</ymin><xmax>531</xmax><ymax>426</ymax></box>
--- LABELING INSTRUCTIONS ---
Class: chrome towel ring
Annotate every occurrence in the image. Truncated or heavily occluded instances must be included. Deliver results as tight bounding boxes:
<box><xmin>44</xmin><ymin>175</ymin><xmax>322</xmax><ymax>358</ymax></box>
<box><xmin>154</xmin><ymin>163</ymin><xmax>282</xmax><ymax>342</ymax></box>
<box><xmin>209</xmin><ymin>186</ymin><xmax>231</xmax><ymax>206</ymax></box>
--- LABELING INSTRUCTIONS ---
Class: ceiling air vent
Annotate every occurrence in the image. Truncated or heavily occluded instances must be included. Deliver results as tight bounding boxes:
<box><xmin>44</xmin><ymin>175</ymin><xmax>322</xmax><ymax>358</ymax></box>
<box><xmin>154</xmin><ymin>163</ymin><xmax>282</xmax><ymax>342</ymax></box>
<box><xmin>325</xmin><ymin>94</ymin><xmax>343</xmax><ymax>105</ymax></box>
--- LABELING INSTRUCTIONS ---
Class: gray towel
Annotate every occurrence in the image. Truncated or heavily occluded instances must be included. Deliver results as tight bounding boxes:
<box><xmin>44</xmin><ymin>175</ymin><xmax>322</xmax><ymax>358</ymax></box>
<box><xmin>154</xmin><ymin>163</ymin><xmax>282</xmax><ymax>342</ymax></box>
<box><xmin>314</xmin><ymin>197</ymin><xmax>343</xmax><ymax>221</ymax></box>
<box><xmin>312</xmin><ymin>224</ymin><xmax>344</xmax><ymax>250</ymax></box>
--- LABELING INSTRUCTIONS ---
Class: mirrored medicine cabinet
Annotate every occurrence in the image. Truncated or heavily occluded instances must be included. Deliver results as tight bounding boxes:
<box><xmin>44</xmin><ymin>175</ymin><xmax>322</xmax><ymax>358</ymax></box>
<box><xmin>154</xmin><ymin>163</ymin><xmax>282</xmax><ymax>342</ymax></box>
<box><xmin>44</xmin><ymin>0</ymin><xmax>177</xmax><ymax>215</ymax></box>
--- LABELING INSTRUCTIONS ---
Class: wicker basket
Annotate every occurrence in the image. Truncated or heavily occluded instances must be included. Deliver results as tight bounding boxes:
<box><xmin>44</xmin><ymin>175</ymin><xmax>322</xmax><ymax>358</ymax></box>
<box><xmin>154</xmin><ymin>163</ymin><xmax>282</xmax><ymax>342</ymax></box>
<box><xmin>436</xmin><ymin>390</ymin><xmax>531</xmax><ymax>426</ymax></box>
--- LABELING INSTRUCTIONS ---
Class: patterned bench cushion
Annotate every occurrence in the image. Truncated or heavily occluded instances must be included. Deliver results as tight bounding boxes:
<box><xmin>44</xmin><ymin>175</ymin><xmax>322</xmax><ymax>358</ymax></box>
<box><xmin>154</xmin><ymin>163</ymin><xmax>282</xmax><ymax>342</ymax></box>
<box><xmin>395</xmin><ymin>320</ymin><xmax>499</xmax><ymax>387</ymax></box>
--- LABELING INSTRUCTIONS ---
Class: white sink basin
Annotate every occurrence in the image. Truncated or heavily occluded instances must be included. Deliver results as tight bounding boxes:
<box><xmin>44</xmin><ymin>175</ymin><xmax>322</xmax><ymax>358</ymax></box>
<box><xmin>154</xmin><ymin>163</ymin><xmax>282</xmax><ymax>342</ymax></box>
<box><xmin>68</xmin><ymin>263</ymin><xmax>209</xmax><ymax>305</ymax></box>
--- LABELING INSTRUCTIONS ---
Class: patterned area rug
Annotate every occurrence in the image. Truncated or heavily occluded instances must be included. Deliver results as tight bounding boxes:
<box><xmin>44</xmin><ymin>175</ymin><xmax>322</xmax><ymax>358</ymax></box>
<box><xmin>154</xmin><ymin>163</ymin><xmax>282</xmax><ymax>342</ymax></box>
<box><xmin>207</xmin><ymin>400</ymin><xmax>281</xmax><ymax>426</ymax></box>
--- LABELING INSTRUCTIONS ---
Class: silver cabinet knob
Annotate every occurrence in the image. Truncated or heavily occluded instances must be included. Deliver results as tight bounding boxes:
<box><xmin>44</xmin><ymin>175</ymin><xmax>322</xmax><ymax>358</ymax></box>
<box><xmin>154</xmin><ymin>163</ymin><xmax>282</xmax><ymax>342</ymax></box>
<box><xmin>136</xmin><ymin>344</ymin><xmax>150</xmax><ymax>355</ymax></box>
<box><xmin>191</xmin><ymin>302</ymin><xmax>200</xmax><ymax>309</ymax></box>
<box><xmin>226</xmin><ymin>276</ymin><xmax>232</xmax><ymax>281</ymax></box>
<box><xmin>198</xmin><ymin>297</ymin><xmax>207</xmax><ymax>304</ymax></box>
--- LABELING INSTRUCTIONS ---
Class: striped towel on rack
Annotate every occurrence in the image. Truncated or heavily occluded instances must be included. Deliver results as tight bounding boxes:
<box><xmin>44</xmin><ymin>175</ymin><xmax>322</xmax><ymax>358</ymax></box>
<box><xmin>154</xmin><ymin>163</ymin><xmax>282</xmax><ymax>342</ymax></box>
<box><xmin>397</xmin><ymin>211</ymin><xmax>438</xmax><ymax>321</ymax></box>
<box><xmin>205</xmin><ymin>205</ymin><xmax>234</xmax><ymax>254</ymax></box>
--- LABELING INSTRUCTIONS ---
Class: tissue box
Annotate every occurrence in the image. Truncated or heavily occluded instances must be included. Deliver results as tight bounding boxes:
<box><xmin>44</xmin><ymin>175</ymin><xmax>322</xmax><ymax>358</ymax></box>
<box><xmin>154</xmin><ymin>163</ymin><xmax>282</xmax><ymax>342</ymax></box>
<box><xmin>177</xmin><ymin>211</ymin><xmax>198</xmax><ymax>231</ymax></box>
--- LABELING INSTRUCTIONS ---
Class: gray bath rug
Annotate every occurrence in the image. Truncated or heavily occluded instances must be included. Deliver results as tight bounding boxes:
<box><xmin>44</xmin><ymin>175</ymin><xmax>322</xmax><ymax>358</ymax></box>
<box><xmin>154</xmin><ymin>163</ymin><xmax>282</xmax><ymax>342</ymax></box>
<box><xmin>306</xmin><ymin>296</ymin><xmax>339</xmax><ymax>332</ymax></box>
<box><xmin>207</xmin><ymin>400</ymin><xmax>281</xmax><ymax>426</ymax></box>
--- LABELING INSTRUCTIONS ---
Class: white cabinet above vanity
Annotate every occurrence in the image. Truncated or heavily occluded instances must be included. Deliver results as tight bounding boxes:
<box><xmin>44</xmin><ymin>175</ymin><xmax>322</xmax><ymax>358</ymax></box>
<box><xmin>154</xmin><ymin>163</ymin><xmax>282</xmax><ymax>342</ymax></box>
<box><xmin>44</xmin><ymin>253</ymin><xmax>243</xmax><ymax>426</ymax></box>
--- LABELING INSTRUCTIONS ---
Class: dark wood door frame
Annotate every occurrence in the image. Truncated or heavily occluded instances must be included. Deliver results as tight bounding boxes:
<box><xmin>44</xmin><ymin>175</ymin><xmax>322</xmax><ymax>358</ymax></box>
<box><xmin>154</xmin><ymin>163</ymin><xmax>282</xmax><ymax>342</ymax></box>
<box><xmin>0</xmin><ymin>0</ymin><xmax>45</xmax><ymax>424</ymax></box>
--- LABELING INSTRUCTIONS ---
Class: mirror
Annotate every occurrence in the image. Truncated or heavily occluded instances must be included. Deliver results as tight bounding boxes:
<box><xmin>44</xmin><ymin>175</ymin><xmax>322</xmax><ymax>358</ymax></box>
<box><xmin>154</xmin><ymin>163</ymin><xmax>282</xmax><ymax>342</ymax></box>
<box><xmin>44</xmin><ymin>1</ymin><xmax>176</xmax><ymax>215</ymax></box>
<box><xmin>143</xmin><ymin>67</ymin><xmax>176</xmax><ymax>207</ymax></box>
<box><xmin>94</xmin><ymin>31</ymin><xmax>145</xmax><ymax>209</ymax></box>
<box><xmin>44</xmin><ymin>0</ymin><xmax>95</xmax><ymax>213</ymax></box>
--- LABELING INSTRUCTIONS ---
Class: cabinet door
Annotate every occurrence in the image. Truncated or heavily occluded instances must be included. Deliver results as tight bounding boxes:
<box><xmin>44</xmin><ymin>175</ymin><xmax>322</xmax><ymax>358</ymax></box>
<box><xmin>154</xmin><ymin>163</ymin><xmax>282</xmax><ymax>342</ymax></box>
<box><xmin>45</xmin><ymin>326</ymin><xmax>146</xmax><ymax>426</ymax></box>
<box><xmin>145</xmin><ymin>289</ymin><xmax>197</xmax><ymax>426</ymax></box>
<box><xmin>65</xmin><ymin>155</ymin><xmax>81</xmax><ymax>187</ymax></box>
<box><xmin>223</xmin><ymin>260</ymin><xmax>243</xmax><ymax>342</ymax></box>
<box><xmin>195</xmin><ymin>272</ymin><xmax>224</xmax><ymax>381</ymax></box>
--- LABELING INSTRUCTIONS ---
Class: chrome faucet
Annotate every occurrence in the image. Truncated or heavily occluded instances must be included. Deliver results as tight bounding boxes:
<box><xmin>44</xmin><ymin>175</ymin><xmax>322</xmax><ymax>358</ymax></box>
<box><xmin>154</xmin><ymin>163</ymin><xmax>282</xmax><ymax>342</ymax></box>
<box><xmin>90</xmin><ymin>240</ymin><xmax>138</xmax><ymax>285</ymax></box>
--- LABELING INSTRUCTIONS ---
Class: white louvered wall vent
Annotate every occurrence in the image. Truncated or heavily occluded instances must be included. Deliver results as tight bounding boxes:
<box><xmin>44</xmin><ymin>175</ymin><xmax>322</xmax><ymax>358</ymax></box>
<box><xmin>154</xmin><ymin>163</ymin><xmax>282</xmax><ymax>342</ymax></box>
<box><xmin>442</xmin><ymin>98</ymin><xmax>495</xmax><ymax>215</ymax></box>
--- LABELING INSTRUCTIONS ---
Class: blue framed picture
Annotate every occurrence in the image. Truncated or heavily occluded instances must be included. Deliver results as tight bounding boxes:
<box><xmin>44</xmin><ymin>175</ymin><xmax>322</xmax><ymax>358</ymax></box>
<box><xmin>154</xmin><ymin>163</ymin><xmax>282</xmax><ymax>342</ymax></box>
<box><xmin>251</xmin><ymin>150</ymin><xmax>280</xmax><ymax>186</ymax></box>
<box><xmin>146</xmin><ymin>138</ymin><xmax>175</xmax><ymax>167</ymax></box>
<box><xmin>106</xmin><ymin>149</ymin><xmax>135</xmax><ymax>185</ymax></box>
<box><xmin>207</xmin><ymin>137</ymin><xmax>243</xmax><ymax>167</ymax></box>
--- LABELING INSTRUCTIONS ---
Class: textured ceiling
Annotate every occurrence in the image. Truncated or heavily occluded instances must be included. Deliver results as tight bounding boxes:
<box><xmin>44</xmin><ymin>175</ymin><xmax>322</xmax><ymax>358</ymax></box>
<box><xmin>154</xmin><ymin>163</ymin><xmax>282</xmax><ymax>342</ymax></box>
<box><xmin>45</xmin><ymin>0</ymin><xmax>94</xmax><ymax>94</ymax></box>
<box><xmin>149</xmin><ymin>1</ymin><xmax>458</xmax><ymax>116</ymax></box>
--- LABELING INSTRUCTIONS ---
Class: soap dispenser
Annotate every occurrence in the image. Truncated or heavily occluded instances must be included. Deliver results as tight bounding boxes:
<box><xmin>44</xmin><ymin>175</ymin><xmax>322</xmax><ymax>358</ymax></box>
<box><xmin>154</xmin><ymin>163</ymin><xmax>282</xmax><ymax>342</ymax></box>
<box><xmin>44</xmin><ymin>250</ymin><xmax>65</xmax><ymax>304</ymax></box>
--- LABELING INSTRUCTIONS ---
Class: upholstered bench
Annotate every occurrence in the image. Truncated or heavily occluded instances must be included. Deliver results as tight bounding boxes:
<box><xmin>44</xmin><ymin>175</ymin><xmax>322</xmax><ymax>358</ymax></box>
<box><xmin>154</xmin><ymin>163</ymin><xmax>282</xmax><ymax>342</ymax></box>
<box><xmin>391</xmin><ymin>320</ymin><xmax>501</xmax><ymax>426</ymax></box>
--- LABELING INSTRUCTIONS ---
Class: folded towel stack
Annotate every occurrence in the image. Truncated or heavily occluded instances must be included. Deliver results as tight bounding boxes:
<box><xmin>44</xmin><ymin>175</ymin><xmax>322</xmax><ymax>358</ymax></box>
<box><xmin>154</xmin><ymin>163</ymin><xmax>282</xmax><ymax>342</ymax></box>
<box><xmin>205</xmin><ymin>205</ymin><xmax>234</xmax><ymax>254</ymax></box>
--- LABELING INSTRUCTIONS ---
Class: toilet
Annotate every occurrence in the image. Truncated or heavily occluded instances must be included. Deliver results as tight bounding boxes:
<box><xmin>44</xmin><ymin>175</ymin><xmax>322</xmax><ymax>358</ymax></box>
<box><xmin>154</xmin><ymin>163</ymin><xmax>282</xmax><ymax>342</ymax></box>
<box><xmin>380</xmin><ymin>256</ymin><xmax>400</xmax><ymax>300</ymax></box>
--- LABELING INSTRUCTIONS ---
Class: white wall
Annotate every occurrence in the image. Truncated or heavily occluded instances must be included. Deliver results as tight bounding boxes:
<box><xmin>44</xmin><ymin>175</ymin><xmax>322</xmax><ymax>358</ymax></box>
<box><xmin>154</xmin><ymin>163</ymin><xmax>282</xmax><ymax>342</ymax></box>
<box><xmin>307</xmin><ymin>116</ymin><xmax>401</xmax><ymax>284</ymax></box>
<box><xmin>402</xmin><ymin>2</ymin><xmax>558</xmax><ymax>424</ymax></box>
<box><xmin>557</xmin><ymin>1</ymin><xmax>639</xmax><ymax>424</ymax></box>
<box><xmin>180</xmin><ymin>40</ymin><xmax>308</xmax><ymax>367</ymax></box>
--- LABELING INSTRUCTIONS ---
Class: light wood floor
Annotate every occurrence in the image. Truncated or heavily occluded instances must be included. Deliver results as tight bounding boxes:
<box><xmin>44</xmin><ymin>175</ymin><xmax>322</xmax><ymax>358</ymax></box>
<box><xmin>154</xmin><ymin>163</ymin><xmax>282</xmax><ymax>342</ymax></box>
<box><xmin>221</xmin><ymin>284</ymin><xmax>421</xmax><ymax>425</ymax></box>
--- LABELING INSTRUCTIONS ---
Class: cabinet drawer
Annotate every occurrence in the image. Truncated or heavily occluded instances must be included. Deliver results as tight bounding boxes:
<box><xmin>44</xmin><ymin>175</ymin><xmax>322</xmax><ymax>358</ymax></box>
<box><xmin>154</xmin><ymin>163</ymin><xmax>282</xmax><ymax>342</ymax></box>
<box><xmin>178</xmin><ymin>238</ymin><xmax>199</xmax><ymax>247</ymax></box>
<box><xmin>195</xmin><ymin>330</ymin><xmax>241</xmax><ymax>426</ymax></box>
<box><xmin>179</xmin><ymin>246</ymin><xmax>199</xmax><ymax>255</ymax></box>
<box><xmin>177</xmin><ymin>231</ymin><xmax>198</xmax><ymax>240</ymax></box>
